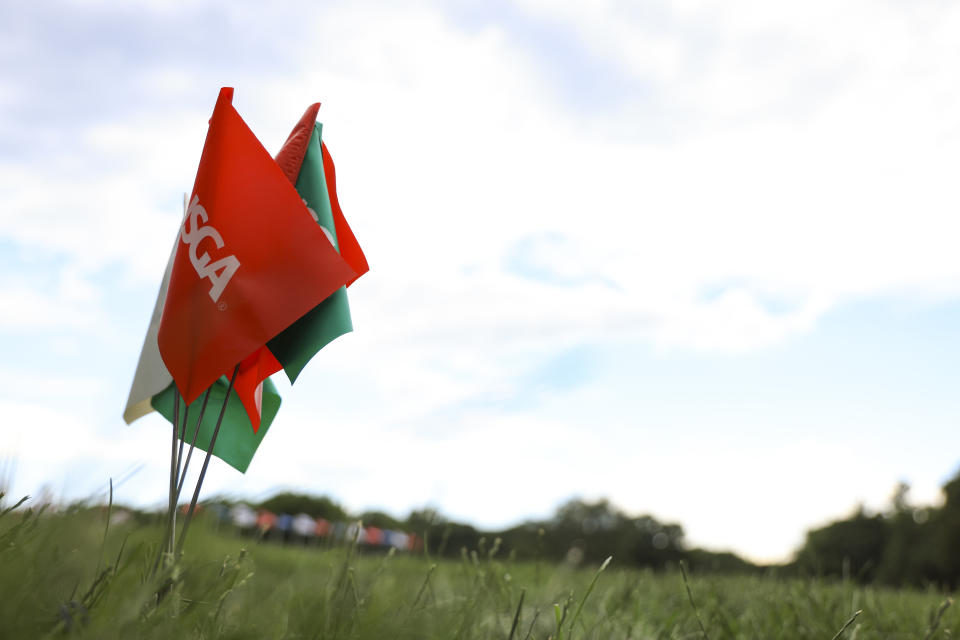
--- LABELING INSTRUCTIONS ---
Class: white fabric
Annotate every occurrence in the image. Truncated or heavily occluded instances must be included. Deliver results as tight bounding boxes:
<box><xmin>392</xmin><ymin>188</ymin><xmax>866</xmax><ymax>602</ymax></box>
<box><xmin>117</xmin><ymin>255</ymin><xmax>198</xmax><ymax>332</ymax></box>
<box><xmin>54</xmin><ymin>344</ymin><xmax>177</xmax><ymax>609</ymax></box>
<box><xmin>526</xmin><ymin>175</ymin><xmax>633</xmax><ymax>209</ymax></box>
<box><xmin>122</xmin><ymin>198</ymin><xmax>183</xmax><ymax>424</ymax></box>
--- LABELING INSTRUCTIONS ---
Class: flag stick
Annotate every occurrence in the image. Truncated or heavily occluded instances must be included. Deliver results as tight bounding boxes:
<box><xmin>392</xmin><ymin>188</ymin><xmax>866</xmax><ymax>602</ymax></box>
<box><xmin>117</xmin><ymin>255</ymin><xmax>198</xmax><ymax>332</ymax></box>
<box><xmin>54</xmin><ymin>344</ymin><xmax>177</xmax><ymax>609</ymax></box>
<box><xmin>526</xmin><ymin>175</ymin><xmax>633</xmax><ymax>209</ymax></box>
<box><xmin>166</xmin><ymin>392</ymin><xmax>181</xmax><ymax>557</ymax></box>
<box><xmin>174</xmin><ymin>387</ymin><xmax>213</xmax><ymax>501</ymax></box>
<box><xmin>173</xmin><ymin>404</ymin><xmax>191</xmax><ymax>497</ymax></box>
<box><xmin>166</xmin><ymin>193</ymin><xmax>193</xmax><ymax>555</ymax></box>
<box><xmin>152</xmin><ymin>391</ymin><xmax>182</xmax><ymax>578</ymax></box>
<box><xmin>176</xmin><ymin>363</ymin><xmax>240</xmax><ymax>556</ymax></box>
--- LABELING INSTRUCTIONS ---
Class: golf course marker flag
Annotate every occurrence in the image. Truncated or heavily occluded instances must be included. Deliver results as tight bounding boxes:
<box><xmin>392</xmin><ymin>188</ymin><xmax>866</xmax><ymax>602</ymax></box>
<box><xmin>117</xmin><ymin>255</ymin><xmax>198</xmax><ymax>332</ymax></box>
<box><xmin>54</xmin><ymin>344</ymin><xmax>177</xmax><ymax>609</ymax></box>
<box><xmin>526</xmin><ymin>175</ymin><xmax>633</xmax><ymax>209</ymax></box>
<box><xmin>124</xmin><ymin>87</ymin><xmax>367</xmax><ymax>559</ymax></box>
<box><xmin>156</xmin><ymin>87</ymin><xmax>356</xmax><ymax>406</ymax></box>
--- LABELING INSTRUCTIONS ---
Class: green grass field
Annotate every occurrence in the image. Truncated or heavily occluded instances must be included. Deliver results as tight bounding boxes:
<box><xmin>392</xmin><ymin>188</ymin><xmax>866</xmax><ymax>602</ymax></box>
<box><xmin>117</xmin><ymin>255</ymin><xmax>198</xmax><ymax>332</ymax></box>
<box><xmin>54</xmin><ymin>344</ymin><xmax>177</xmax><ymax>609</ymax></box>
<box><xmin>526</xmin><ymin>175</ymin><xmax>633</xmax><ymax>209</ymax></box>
<box><xmin>1</xmin><ymin>502</ymin><xmax>956</xmax><ymax>639</ymax></box>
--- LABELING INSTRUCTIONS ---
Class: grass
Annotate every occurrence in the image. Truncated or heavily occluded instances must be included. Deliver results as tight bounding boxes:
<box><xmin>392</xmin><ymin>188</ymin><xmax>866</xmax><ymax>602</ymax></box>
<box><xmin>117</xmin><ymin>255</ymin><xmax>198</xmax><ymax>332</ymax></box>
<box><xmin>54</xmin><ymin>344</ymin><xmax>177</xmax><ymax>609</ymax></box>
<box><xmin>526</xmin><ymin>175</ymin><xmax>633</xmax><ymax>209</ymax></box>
<box><xmin>1</xmin><ymin>499</ymin><xmax>957</xmax><ymax>639</ymax></box>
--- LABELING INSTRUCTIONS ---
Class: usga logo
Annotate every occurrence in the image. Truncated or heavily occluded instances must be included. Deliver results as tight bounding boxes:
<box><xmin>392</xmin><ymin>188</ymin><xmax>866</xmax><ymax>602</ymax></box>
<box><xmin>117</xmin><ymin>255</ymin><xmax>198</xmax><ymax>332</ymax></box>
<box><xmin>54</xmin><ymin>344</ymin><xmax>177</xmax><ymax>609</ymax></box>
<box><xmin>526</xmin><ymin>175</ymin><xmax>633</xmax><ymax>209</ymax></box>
<box><xmin>180</xmin><ymin>194</ymin><xmax>241</xmax><ymax>303</ymax></box>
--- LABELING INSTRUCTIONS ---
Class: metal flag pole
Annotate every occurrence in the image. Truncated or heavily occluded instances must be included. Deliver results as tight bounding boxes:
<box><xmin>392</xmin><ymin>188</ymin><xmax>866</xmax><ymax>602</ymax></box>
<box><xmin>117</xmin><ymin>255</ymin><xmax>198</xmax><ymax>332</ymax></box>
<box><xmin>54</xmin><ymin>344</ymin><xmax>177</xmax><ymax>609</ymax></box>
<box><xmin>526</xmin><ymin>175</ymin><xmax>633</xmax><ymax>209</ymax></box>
<box><xmin>166</xmin><ymin>392</ymin><xmax>181</xmax><ymax>557</ymax></box>
<box><xmin>175</xmin><ymin>363</ymin><xmax>240</xmax><ymax>556</ymax></box>
<box><xmin>168</xmin><ymin>193</ymin><xmax>193</xmax><ymax>544</ymax></box>
<box><xmin>153</xmin><ymin>391</ymin><xmax>184</xmax><ymax>577</ymax></box>
<box><xmin>173</xmin><ymin>404</ymin><xmax>191</xmax><ymax>499</ymax></box>
<box><xmin>151</xmin><ymin>383</ymin><xmax>212</xmax><ymax>579</ymax></box>
<box><xmin>174</xmin><ymin>387</ymin><xmax>213</xmax><ymax>501</ymax></box>
<box><xmin>159</xmin><ymin>192</ymin><xmax>193</xmax><ymax>567</ymax></box>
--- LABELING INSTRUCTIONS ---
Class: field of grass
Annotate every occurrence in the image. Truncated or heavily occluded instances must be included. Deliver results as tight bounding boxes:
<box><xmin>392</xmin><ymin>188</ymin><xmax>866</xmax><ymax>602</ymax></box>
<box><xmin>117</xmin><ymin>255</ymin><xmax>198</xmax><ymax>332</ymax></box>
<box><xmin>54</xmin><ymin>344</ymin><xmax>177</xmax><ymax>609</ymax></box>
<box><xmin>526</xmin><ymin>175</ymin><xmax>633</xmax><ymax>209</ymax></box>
<box><xmin>1</xmin><ymin>500</ymin><xmax>957</xmax><ymax>639</ymax></box>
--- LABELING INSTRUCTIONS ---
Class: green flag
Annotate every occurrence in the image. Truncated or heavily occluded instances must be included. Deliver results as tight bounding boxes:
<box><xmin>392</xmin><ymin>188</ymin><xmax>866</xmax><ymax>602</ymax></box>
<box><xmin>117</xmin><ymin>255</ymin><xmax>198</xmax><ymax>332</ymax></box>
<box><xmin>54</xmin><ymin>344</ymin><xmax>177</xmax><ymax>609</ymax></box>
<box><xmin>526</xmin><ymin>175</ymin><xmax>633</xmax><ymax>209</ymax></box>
<box><xmin>268</xmin><ymin>123</ymin><xmax>354</xmax><ymax>382</ymax></box>
<box><xmin>151</xmin><ymin>377</ymin><xmax>280</xmax><ymax>473</ymax></box>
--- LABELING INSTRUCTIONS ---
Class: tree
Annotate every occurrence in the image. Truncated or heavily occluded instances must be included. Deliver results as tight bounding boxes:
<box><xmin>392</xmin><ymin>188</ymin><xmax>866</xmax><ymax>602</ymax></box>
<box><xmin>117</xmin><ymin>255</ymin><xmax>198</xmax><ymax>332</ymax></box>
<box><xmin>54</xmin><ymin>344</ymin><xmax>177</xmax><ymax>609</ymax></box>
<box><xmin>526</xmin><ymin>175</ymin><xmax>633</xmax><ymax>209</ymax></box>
<box><xmin>795</xmin><ymin>506</ymin><xmax>888</xmax><ymax>582</ymax></box>
<box><xmin>257</xmin><ymin>493</ymin><xmax>348</xmax><ymax>521</ymax></box>
<box><xmin>359</xmin><ymin>510</ymin><xmax>402</xmax><ymax>530</ymax></box>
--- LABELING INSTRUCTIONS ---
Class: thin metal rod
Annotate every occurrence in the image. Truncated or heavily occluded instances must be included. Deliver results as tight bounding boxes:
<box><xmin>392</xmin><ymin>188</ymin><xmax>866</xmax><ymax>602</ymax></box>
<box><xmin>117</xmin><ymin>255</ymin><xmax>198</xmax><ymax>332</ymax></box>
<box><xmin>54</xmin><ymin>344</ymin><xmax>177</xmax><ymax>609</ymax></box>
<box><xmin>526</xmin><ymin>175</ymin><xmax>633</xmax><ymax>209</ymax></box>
<box><xmin>175</xmin><ymin>387</ymin><xmax>213</xmax><ymax>501</ymax></box>
<box><xmin>153</xmin><ymin>391</ymin><xmax>182</xmax><ymax>577</ymax></box>
<box><xmin>174</xmin><ymin>404</ymin><xmax>190</xmax><ymax>495</ymax></box>
<box><xmin>167</xmin><ymin>392</ymin><xmax>181</xmax><ymax>556</ymax></box>
<box><xmin>176</xmin><ymin>364</ymin><xmax>240</xmax><ymax>556</ymax></box>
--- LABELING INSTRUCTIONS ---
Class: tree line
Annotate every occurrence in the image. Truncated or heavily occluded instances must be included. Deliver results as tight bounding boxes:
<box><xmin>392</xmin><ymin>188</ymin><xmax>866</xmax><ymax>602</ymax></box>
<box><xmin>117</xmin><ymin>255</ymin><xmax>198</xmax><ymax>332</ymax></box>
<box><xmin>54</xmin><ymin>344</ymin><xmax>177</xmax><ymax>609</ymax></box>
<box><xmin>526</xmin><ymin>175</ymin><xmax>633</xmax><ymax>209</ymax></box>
<box><xmin>232</xmin><ymin>465</ymin><xmax>960</xmax><ymax>588</ymax></box>
<box><xmin>791</xmin><ymin>469</ymin><xmax>960</xmax><ymax>588</ymax></box>
<box><xmin>244</xmin><ymin>492</ymin><xmax>757</xmax><ymax>574</ymax></box>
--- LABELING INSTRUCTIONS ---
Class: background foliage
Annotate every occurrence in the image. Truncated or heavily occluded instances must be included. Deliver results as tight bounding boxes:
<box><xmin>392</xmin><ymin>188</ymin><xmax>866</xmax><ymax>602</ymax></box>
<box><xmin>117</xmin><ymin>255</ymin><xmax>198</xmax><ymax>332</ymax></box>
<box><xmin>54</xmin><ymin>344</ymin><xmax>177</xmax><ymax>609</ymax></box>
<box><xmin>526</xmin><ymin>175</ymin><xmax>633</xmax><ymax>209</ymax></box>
<box><xmin>1</xmin><ymin>495</ymin><xmax>958</xmax><ymax>639</ymax></box>
<box><xmin>243</xmin><ymin>467</ymin><xmax>960</xmax><ymax>588</ymax></box>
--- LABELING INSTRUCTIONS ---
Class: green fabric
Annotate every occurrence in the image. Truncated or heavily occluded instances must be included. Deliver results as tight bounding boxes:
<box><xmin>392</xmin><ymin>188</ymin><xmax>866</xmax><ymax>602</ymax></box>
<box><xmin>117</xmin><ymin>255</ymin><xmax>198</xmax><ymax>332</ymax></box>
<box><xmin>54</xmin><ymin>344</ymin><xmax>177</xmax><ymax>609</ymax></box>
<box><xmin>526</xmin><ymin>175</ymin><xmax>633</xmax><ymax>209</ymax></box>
<box><xmin>268</xmin><ymin>122</ymin><xmax>353</xmax><ymax>382</ymax></box>
<box><xmin>151</xmin><ymin>376</ymin><xmax>281</xmax><ymax>473</ymax></box>
<box><xmin>299</xmin><ymin>122</ymin><xmax>338</xmax><ymax>251</ymax></box>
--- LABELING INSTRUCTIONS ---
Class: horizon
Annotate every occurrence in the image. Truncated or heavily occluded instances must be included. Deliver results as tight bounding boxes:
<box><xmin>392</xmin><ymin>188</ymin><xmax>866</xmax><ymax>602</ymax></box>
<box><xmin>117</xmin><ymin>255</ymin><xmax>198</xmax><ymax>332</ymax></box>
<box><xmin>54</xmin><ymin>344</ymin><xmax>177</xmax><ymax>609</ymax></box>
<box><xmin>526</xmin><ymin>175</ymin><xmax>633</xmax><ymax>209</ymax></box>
<box><xmin>3</xmin><ymin>0</ymin><xmax>960</xmax><ymax>566</ymax></box>
<box><xmin>8</xmin><ymin>477</ymin><xmax>950</xmax><ymax>566</ymax></box>
<box><xmin>7</xmin><ymin>453</ymin><xmax>954</xmax><ymax>565</ymax></box>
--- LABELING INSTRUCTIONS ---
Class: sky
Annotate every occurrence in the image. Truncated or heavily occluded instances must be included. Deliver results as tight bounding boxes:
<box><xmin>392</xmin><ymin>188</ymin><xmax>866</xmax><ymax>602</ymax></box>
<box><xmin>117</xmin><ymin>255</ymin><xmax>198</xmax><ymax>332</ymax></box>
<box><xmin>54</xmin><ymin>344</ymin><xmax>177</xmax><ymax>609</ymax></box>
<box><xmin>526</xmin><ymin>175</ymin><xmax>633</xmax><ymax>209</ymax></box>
<box><xmin>1</xmin><ymin>0</ymin><xmax>959</xmax><ymax>564</ymax></box>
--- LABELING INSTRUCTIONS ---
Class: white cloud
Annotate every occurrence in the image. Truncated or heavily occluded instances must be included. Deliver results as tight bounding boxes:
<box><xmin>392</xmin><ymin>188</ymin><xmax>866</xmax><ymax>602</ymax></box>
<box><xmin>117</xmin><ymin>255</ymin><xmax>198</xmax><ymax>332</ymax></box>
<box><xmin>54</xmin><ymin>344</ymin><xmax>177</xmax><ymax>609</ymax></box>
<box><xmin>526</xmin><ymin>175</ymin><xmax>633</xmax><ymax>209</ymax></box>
<box><xmin>5</xmin><ymin>0</ymin><xmax>959</xmax><ymax>355</ymax></box>
<box><xmin>0</xmin><ymin>282</ymin><xmax>99</xmax><ymax>331</ymax></box>
<box><xmin>0</xmin><ymin>397</ymin><xmax>166</xmax><ymax>502</ymax></box>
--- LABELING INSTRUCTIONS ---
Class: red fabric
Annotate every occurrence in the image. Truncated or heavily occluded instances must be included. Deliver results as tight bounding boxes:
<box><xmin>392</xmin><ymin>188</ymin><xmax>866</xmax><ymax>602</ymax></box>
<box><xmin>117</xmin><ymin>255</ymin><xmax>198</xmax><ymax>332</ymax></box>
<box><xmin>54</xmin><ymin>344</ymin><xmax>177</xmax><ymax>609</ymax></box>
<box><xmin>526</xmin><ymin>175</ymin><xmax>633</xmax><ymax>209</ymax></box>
<box><xmin>232</xmin><ymin>103</ymin><xmax>369</xmax><ymax>429</ymax></box>
<box><xmin>273</xmin><ymin>102</ymin><xmax>368</xmax><ymax>284</ymax></box>
<box><xmin>234</xmin><ymin>346</ymin><xmax>283</xmax><ymax>432</ymax></box>
<box><xmin>158</xmin><ymin>88</ymin><xmax>356</xmax><ymax>404</ymax></box>
<box><xmin>232</xmin><ymin>105</ymin><xmax>368</xmax><ymax>430</ymax></box>
<box><xmin>275</xmin><ymin>103</ymin><xmax>321</xmax><ymax>184</ymax></box>
<box><xmin>232</xmin><ymin>102</ymin><xmax>321</xmax><ymax>430</ymax></box>
<box><xmin>321</xmin><ymin>141</ymin><xmax>369</xmax><ymax>285</ymax></box>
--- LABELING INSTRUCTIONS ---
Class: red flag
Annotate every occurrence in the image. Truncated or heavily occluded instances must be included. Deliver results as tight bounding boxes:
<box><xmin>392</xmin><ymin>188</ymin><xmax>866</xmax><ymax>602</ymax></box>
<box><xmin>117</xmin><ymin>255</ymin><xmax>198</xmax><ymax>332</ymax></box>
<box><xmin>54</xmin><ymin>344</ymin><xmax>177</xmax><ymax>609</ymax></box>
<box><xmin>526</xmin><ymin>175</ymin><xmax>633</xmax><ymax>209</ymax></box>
<box><xmin>234</xmin><ymin>104</ymin><xmax>371</xmax><ymax>432</ymax></box>
<box><xmin>157</xmin><ymin>88</ymin><xmax>356</xmax><ymax>404</ymax></box>
<box><xmin>229</xmin><ymin>103</ymin><xmax>323</xmax><ymax>432</ymax></box>
<box><xmin>276</xmin><ymin>102</ymin><xmax>321</xmax><ymax>184</ymax></box>
<box><xmin>233</xmin><ymin>345</ymin><xmax>283</xmax><ymax>431</ymax></box>
<box><xmin>275</xmin><ymin>102</ymin><xmax>367</xmax><ymax>282</ymax></box>
<box><xmin>233</xmin><ymin>106</ymin><xmax>370</xmax><ymax>432</ymax></box>
<box><xmin>273</xmin><ymin>104</ymin><xmax>367</xmax><ymax>286</ymax></box>
<box><xmin>321</xmin><ymin>141</ymin><xmax>369</xmax><ymax>283</ymax></box>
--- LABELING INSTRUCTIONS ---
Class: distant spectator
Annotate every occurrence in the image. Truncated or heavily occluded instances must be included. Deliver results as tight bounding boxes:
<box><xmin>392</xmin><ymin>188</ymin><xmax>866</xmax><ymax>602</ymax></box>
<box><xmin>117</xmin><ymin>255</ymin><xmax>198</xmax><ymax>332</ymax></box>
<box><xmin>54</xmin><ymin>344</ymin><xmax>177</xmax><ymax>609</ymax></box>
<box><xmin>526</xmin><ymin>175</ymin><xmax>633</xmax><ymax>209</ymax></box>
<box><xmin>386</xmin><ymin>530</ymin><xmax>409</xmax><ymax>550</ymax></box>
<box><xmin>276</xmin><ymin>513</ymin><xmax>294</xmax><ymax>544</ymax></box>
<box><xmin>292</xmin><ymin>513</ymin><xmax>316</xmax><ymax>544</ymax></box>
<box><xmin>365</xmin><ymin>526</ymin><xmax>384</xmax><ymax>546</ymax></box>
<box><xmin>315</xmin><ymin>518</ymin><xmax>331</xmax><ymax>538</ymax></box>
<box><xmin>256</xmin><ymin>509</ymin><xmax>277</xmax><ymax>539</ymax></box>
<box><xmin>231</xmin><ymin>504</ymin><xmax>257</xmax><ymax>531</ymax></box>
<box><xmin>345</xmin><ymin>522</ymin><xmax>366</xmax><ymax>544</ymax></box>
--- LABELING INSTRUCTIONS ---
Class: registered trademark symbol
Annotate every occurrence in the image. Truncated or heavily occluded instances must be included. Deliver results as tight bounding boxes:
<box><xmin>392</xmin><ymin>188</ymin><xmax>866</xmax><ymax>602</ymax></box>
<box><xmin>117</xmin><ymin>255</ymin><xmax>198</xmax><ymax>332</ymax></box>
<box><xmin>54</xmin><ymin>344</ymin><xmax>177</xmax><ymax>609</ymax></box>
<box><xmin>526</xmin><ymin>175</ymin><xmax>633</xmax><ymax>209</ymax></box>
<box><xmin>218</xmin><ymin>301</ymin><xmax>228</xmax><ymax>311</ymax></box>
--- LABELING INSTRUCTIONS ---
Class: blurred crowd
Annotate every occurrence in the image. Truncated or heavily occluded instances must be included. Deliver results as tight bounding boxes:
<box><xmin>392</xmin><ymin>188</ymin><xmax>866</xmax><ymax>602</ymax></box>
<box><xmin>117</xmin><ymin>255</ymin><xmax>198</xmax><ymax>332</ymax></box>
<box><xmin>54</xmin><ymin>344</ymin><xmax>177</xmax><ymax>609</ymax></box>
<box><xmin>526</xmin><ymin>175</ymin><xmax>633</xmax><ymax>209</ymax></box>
<box><xmin>214</xmin><ymin>503</ymin><xmax>423</xmax><ymax>551</ymax></box>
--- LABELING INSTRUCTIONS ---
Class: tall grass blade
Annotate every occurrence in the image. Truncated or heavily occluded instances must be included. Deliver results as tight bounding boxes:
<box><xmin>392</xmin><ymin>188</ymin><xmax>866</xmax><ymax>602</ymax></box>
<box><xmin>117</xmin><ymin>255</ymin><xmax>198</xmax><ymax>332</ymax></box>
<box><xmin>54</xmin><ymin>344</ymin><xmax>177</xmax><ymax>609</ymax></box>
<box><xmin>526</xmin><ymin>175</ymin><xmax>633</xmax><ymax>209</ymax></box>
<box><xmin>523</xmin><ymin>609</ymin><xmax>540</xmax><ymax>640</ymax></box>
<box><xmin>0</xmin><ymin>493</ymin><xmax>29</xmax><ymax>519</ymax></box>
<box><xmin>922</xmin><ymin>599</ymin><xmax>952</xmax><ymax>640</ymax></box>
<box><xmin>409</xmin><ymin>563</ymin><xmax>437</xmax><ymax>615</ymax></box>
<box><xmin>508</xmin><ymin>589</ymin><xmax>525</xmax><ymax>640</ymax></box>
<box><xmin>679</xmin><ymin>560</ymin><xmax>711</xmax><ymax>640</ymax></box>
<box><xmin>568</xmin><ymin>556</ymin><xmax>611</xmax><ymax>638</ymax></box>
<box><xmin>830</xmin><ymin>609</ymin><xmax>862</xmax><ymax>640</ymax></box>
<box><xmin>552</xmin><ymin>594</ymin><xmax>571</xmax><ymax>640</ymax></box>
<box><xmin>95</xmin><ymin>478</ymin><xmax>113</xmax><ymax>577</ymax></box>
